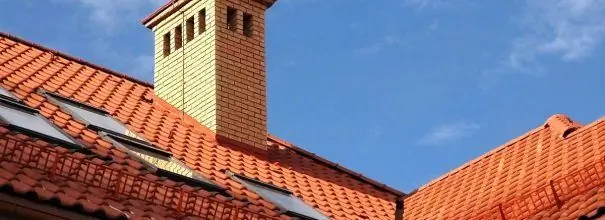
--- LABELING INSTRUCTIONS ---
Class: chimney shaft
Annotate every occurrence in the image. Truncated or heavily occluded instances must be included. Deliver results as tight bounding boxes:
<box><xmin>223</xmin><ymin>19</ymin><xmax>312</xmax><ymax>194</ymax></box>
<box><xmin>144</xmin><ymin>0</ymin><xmax>276</xmax><ymax>150</ymax></box>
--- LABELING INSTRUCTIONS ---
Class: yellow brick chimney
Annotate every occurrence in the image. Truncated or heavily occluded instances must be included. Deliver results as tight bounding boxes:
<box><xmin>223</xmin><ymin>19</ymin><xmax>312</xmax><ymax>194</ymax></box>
<box><xmin>143</xmin><ymin>0</ymin><xmax>277</xmax><ymax>150</ymax></box>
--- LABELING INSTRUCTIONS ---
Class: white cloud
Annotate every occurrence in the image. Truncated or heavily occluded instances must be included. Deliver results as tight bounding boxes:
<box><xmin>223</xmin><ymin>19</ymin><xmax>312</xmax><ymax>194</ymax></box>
<box><xmin>355</xmin><ymin>36</ymin><xmax>403</xmax><ymax>55</ymax></box>
<box><xmin>507</xmin><ymin>0</ymin><xmax>605</xmax><ymax>71</ymax></box>
<box><xmin>72</xmin><ymin>0</ymin><xmax>165</xmax><ymax>33</ymax></box>
<box><xmin>418</xmin><ymin>121</ymin><xmax>480</xmax><ymax>145</ymax></box>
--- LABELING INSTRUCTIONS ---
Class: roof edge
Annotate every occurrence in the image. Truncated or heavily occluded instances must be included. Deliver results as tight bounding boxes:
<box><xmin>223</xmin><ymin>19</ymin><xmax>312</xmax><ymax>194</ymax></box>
<box><xmin>0</xmin><ymin>192</ymin><xmax>109</xmax><ymax>220</ymax></box>
<box><xmin>0</xmin><ymin>32</ymin><xmax>154</xmax><ymax>89</ymax></box>
<box><xmin>267</xmin><ymin>134</ymin><xmax>406</xmax><ymax>197</ymax></box>
<box><xmin>414</xmin><ymin>114</ymin><xmax>605</xmax><ymax>192</ymax></box>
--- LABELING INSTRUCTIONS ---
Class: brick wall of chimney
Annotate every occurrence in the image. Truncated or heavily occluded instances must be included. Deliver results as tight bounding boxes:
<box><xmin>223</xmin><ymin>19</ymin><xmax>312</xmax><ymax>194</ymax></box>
<box><xmin>151</xmin><ymin>0</ymin><xmax>268</xmax><ymax>150</ymax></box>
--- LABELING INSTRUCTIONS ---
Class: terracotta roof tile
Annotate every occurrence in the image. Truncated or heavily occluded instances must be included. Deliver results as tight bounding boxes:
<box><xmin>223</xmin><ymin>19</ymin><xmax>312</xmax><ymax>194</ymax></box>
<box><xmin>0</xmin><ymin>31</ymin><xmax>402</xmax><ymax>219</ymax></box>
<box><xmin>405</xmin><ymin>115</ymin><xmax>605</xmax><ymax>219</ymax></box>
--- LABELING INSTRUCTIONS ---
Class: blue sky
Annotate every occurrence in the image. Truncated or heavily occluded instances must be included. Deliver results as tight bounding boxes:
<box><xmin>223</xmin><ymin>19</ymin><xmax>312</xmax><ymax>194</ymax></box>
<box><xmin>1</xmin><ymin>0</ymin><xmax>605</xmax><ymax>192</ymax></box>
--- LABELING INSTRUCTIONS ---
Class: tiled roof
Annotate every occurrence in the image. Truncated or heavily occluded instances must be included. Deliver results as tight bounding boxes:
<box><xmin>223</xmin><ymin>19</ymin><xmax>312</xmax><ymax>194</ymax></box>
<box><xmin>404</xmin><ymin>114</ymin><xmax>605</xmax><ymax>219</ymax></box>
<box><xmin>2</xmin><ymin>22</ymin><xmax>605</xmax><ymax>220</ymax></box>
<box><xmin>0</xmin><ymin>31</ymin><xmax>403</xmax><ymax>219</ymax></box>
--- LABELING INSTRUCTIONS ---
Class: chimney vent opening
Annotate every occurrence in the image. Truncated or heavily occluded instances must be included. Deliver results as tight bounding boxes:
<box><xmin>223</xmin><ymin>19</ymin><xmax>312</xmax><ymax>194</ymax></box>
<box><xmin>199</xmin><ymin>9</ymin><xmax>206</xmax><ymax>34</ymax></box>
<box><xmin>175</xmin><ymin>25</ymin><xmax>183</xmax><ymax>50</ymax></box>
<box><xmin>186</xmin><ymin>16</ymin><xmax>195</xmax><ymax>42</ymax></box>
<box><xmin>163</xmin><ymin>33</ymin><xmax>171</xmax><ymax>57</ymax></box>
<box><xmin>243</xmin><ymin>13</ymin><xmax>253</xmax><ymax>37</ymax></box>
<box><xmin>227</xmin><ymin>7</ymin><xmax>237</xmax><ymax>31</ymax></box>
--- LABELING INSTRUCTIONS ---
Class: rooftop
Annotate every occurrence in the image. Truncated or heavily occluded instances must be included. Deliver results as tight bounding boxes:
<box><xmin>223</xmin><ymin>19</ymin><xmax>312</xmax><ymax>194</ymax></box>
<box><xmin>1</xmin><ymin>0</ymin><xmax>605</xmax><ymax>219</ymax></box>
<box><xmin>0</xmin><ymin>31</ymin><xmax>403</xmax><ymax>219</ymax></box>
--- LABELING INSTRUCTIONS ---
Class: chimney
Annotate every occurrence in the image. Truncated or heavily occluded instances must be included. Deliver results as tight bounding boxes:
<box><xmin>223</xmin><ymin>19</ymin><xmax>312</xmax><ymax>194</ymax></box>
<box><xmin>143</xmin><ymin>0</ymin><xmax>277</xmax><ymax>150</ymax></box>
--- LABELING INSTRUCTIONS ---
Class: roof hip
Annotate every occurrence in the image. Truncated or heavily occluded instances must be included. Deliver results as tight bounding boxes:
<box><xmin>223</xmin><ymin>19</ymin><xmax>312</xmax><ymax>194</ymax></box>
<box><xmin>268</xmin><ymin>135</ymin><xmax>406</xmax><ymax>197</ymax></box>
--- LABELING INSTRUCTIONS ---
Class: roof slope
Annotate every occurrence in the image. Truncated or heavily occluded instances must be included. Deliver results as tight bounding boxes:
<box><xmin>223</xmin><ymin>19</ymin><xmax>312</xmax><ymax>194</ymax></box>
<box><xmin>0</xmin><ymin>32</ymin><xmax>401</xmax><ymax>219</ymax></box>
<box><xmin>404</xmin><ymin>114</ymin><xmax>605</xmax><ymax>219</ymax></box>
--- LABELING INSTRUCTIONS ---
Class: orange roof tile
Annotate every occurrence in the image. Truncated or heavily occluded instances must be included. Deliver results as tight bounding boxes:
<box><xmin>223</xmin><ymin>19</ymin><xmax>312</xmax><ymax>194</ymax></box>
<box><xmin>404</xmin><ymin>114</ymin><xmax>605</xmax><ymax>219</ymax></box>
<box><xmin>0</xmin><ymin>31</ymin><xmax>403</xmax><ymax>219</ymax></box>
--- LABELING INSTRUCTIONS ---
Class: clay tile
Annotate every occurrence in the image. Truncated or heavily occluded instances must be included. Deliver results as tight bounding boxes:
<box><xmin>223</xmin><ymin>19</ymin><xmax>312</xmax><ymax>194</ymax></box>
<box><xmin>56</xmin><ymin>192</ymin><xmax>78</xmax><ymax>207</ymax></box>
<box><xmin>81</xmin><ymin>129</ymin><xmax>98</xmax><ymax>139</ymax></box>
<box><xmin>144</xmin><ymin>211</ymin><xmax>165</xmax><ymax>220</ymax></box>
<box><xmin>79</xmin><ymin>199</ymin><xmax>101</xmax><ymax>213</ymax></box>
<box><xmin>1</xmin><ymin>161</ymin><xmax>21</xmax><ymax>171</ymax></box>
<box><xmin>72</xmin><ymin>152</ymin><xmax>88</xmax><ymax>159</ymax></box>
<box><xmin>10</xmin><ymin>179</ymin><xmax>32</xmax><ymax>194</ymax></box>
<box><xmin>101</xmin><ymin>205</ymin><xmax>126</xmax><ymax>219</ymax></box>
<box><xmin>143</xmin><ymin>173</ymin><xmax>159</xmax><ymax>181</ymax></box>
<box><xmin>105</xmin><ymin>199</ymin><xmax>126</xmax><ymax>211</ymax></box>
<box><xmin>124</xmin><ymin>166</ymin><xmax>141</xmax><ymax>175</ymax></box>
<box><xmin>545</xmin><ymin>114</ymin><xmax>582</xmax><ymax>138</ymax></box>
<box><xmin>64</xmin><ymin>129</ymin><xmax>80</xmax><ymax>139</ymax></box>
<box><xmin>258</xmin><ymin>198</ymin><xmax>278</xmax><ymax>210</ymax></box>
<box><xmin>90</xmin><ymin>157</ymin><xmax>106</xmax><ymax>165</ymax></box>
<box><xmin>125</xmin><ymin>158</ymin><xmax>143</xmax><ymax>170</ymax></box>
<box><xmin>243</xmin><ymin>189</ymin><xmax>261</xmax><ymax>201</ymax></box>
<box><xmin>246</xmin><ymin>204</ymin><xmax>262</xmax><ymax>212</ymax></box>
<box><xmin>13</xmin><ymin>133</ymin><xmax>30</xmax><ymax>141</ymax></box>
<box><xmin>62</xmin><ymin>188</ymin><xmax>83</xmax><ymax>199</ymax></box>
<box><xmin>15</xmin><ymin>173</ymin><xmax>37</xmax><ymax>186</ymax></box>
<box><xmin>0</xmin><ymin>168</ymin><xmax>16</xmax><ymax>180</ymax></box>
<box><xmin>38</xmin><ymin>180</ymin><xmax>60</xmax><ymax>193</ymax></box>
<box><xmin>126</xmin><ymin>200</ymin><xmax>149</xmax><ymax>211</ymax></box>
<box><xmin>213</xmin><ymin>194</ymin><xmax>231</xmax><ymax>203</ymax></box>
<box><xmin>278</xmin><ymin>214</ymin><xmax>292</xmax><ymax>220</ymax></box>
<box><xmin>34</xmin><ymin>186</ymin><xmax>55</xmax><ymax>200</ymax></box>
<box><xmin>33</xmin><ymin>139</ymin><xmax>50</xmax><ymax>147</ymax></box>
<box><xmin>108</xmin><ymin>162</ymin><xmax>123</xmax><ymax>170</ymax></box>
<box><xmin>227</xmin><ymin>190</ymin><xmax>247</xmax><ymax>201</ymax></box>
<box><xmin>67</xmin><ymin>120</ymin><xmax>86</xmax><ymax>130</ymax></box>
<box><xmin>162</xmin><ymin>179</ymin><xmax>177</xmax><ymax>187</ymax></box>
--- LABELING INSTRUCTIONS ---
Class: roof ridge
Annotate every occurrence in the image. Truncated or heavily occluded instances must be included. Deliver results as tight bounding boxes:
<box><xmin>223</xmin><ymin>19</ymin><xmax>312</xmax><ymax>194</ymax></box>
<box><xmin>414</xmin><ymin>123</ymin><xmax>547</xmax><ymax>192</ymax></box>
<box><xmin>0</xmin><ymin>31</ymin><xmax>154</xmax><ymax>89</ymax></box>
<box><xmin>267</xmin><ymin>134</ymin><xmax>406</xmax><ymax>197</ymax></box>
<box><xmin>413</xmin><ymin>115</ymin><xmax>605</xmax><ymax>193</ymax></box>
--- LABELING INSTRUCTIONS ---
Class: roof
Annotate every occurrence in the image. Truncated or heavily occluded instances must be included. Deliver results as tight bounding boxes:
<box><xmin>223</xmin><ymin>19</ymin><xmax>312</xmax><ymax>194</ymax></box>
<box><xmin>2</xmin><ymin>21</ymin><xmax>605</xmax><ymax>220</ymax></box>
<box><xmin>403</xmin><ymin>114</ymin><xmax>605</xmax><ymax>219</ymax></box>
<box><xmin>0</xmin><ymin>31</ymin><xmax>403</xmax><ymax>220</ymax></box>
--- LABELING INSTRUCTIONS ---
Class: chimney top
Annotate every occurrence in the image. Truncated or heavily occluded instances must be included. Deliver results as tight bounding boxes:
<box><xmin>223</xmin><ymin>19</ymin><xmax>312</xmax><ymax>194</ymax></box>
<box><xmin>142</xmin><ymin>0</ymin><xmax>277</xmax><ymax>28</ymax></box>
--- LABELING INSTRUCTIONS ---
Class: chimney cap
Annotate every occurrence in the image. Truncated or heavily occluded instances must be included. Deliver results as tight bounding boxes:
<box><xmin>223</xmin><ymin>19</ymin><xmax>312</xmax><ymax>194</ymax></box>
<box><xmin>545</xmin><ymin>114</ymin><xmax>582</xmax><ymax>138</ymax></box>
<box><xmin>142</xmin><ymin>0</ymin><xmax>277</xmax><ymax>28</ymax></box>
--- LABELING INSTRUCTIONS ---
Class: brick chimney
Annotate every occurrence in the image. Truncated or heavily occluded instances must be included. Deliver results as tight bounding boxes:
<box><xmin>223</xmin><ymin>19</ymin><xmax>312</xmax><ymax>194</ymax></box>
<box><xmin>143</xmin><ymin>0</ymin><xmax>276</xmax><ymax>150</ymax></box>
